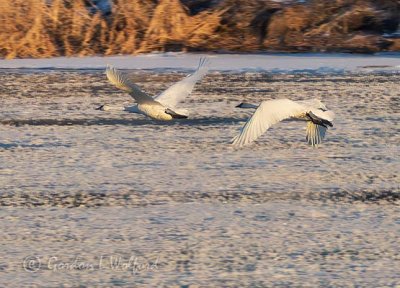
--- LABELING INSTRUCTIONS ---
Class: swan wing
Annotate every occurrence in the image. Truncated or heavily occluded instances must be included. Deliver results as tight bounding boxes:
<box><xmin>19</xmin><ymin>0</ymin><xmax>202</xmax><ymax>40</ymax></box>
<box><xmin>106</xmin><ymin>66</ymin><xmax>155</xmax><ymax>104</ymax></box>
<box><xmin>298</xmin><ymin>98</ymin><xmax>327</xmax><ymax>110</ymax></box>
<box><xmin>311</xmin><ymin>109</ymin><xmax>335</xmax><ymax>122</ymax></box>
<box><xmin>155</xmin><ymin>57</ymin><xmax>210</xmax><ymax>108</ymax></box>
<box><xmin>232</xmin><ymin>99</ymin><xmax>306</xmax><ymax>146</ymax></box>
<box><xmin>306</xmin><ymin>122</ymin><xmax>327</xmax><ymax>146</ymax></box>
<box><xmin>305</xmin><ymin>109</ymin><xmax>334</xmax><ymax>146</ymax></box>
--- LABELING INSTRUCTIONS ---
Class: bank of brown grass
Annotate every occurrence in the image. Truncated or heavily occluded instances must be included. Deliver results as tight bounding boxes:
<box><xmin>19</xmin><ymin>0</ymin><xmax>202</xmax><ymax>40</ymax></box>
<box><xmin>0</xmin><ymin>0</ymin><xmax>157</xmax><ymax>59</ymax></box>
<box><xmin>0</xmin><ymin>0</ymin><xmax>398</xmax><ymax>59</ymax></box>
<box><xmin>0</xmin><ymin>0</ymin><xmax>232</xmax><ymax>58</ymax></box>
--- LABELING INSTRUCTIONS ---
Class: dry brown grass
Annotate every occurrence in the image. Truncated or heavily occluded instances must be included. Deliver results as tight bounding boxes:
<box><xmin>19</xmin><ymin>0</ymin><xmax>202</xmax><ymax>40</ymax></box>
<box><xmin>0</xmin><ymin>0</ymin><xmax>250</xmax><ymax>58</ymax></box>
<box><xmin>0</xmin><ymin>0</ymin><xmax>157</xmax><ymax>58</ymax></box>
<box><xmin>0</xmin><ymin>0</ymin><xmax>398</xmax><ymax>59</ymax></box>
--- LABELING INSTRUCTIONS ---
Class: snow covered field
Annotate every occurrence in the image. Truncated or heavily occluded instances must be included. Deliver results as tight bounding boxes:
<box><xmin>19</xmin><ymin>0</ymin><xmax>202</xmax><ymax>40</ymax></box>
<box><xmin>0</xmin><ymin>54</ymin><xmax>399</xmax><ymax>286</ymax></box>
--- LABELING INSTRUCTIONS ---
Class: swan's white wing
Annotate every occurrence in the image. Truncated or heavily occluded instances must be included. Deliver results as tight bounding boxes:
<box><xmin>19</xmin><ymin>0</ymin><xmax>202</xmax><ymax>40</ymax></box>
<box><xmin>155</xmin><ymin>58</ymin><xmax>210</xmax><ymax>108</ymax></box>
<box><xmin>298</xmin><ymin>98</ymin><xmax>327</xmax><ymax>110</ymax></box>
<box><xmin>306</xmin><ymin>122</ymin><xmax>327</xmax><ymax>146</ymax></box>
<box><xmin>311</xmin><ymin>109</ymin><xmax>335</xmax><ymax>122</ymax></box>
<box><xmin>305</xmin><ymin>109</ymin><xmax>334</xmax><ymax>146</ymax></box>
<box><xmin>232</xmin><ymin>99</ymin><xmax>306</xmax><ymax>147</ymax></box>
<box><xmin>106</xmin><ymin>66</ymin><xmax>154</xmax><ymax>104</ymax></box>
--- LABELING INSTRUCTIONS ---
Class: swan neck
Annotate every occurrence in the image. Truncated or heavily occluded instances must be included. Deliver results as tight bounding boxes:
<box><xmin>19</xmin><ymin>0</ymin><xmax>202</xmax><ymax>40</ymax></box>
<box><xmin>108</xmin><ymin>105</ymin><xmax>125</xmax><ymax>111</ymax></box>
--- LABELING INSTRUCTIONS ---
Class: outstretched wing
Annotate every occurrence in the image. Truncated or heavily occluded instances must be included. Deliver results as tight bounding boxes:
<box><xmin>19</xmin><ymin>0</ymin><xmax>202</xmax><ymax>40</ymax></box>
<box><xmin>232</xmin><ymin>99</ymin><xmax>306</xmax><ymax>147</ymax></box>
<box><xmin>305</xmin><ymin>109</ymin><xmax>335</xmax><ymax>146</ymax></box>
<box><xmin>306</xmin><ymin>122</ymin><xmax>327</xmax><ymax>146</ymax></box>
<box><xmin>155</xmin><ymin>57</ymin><xmax>210</xmax><ymax>108</ymax></box>
<box><xmin>106</xmin><ymin>66</ymin><xmax>154</xmax><ymax>104</ymax></box>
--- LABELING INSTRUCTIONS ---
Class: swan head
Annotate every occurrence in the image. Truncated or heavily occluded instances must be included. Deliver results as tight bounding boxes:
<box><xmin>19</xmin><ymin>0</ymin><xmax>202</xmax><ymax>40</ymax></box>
<box><xmin>236</xmin><ymin>102</ymin><xmax>258</xmax><ymax>109</ymax></box>
<box><xmin>95</xmin><ymin>104</ymin><xmax>111</xmax><ymax>111</ymax></box>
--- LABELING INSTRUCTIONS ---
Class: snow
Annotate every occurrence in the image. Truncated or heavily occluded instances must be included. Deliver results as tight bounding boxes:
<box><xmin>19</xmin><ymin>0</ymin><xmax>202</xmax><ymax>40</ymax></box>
<box><xmin>0</xmin><ymin>53</ymin><xmax>399</xmax><ymax>73</ymax></box>
<box><xmin>1</xmin><ymin>54</ymin><xmax>399</xmax><ymax>286</ymax></box>
<box><xmin>1</xmin><ymin>70</ymin><xmax>398</xmax><ymax>200</ymax></box>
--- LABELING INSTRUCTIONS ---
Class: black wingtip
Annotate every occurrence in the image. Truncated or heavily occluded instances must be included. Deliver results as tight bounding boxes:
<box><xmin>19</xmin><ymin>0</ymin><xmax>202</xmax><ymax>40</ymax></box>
<box><xmin>95</xmin><ymin>105</ymin><xmax>104</xmax><ymax>111</ymax></box>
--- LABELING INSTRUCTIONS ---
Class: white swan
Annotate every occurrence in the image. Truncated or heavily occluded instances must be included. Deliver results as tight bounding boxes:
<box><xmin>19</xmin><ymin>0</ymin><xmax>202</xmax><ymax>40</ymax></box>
<box><xmin>96</xmin><ymin>58</ymin><xmax>210</xmax><ymax>120</ymax></box>
<box><xmin>232</xmin><ymin>99</ymin><xmax>335</xmax><ymax>147</ymax></box>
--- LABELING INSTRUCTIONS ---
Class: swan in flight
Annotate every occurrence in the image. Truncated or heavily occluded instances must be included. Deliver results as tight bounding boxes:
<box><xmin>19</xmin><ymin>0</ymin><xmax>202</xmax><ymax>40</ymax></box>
<box><xmin>96</xmin><ymin>58</ymin><xmax>210</xmax><ymax>120</ymax></box>
<box><xmin>232</xmin><ymin>99</ymin><xmax>335</xmax><ymax>147</ymax></box>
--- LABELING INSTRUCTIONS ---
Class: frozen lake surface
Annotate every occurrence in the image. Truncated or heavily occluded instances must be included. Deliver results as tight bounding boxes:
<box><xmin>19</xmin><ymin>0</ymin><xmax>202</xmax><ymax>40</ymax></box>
<box><xmin>1</xmin><ymin>52</ymin><xmax>399</xmax><ymax>72</ymax></box>
<box><xmin>0</xmin><ymin>55</ymin><xmax>399</xmax><ymax>286</ymax></box>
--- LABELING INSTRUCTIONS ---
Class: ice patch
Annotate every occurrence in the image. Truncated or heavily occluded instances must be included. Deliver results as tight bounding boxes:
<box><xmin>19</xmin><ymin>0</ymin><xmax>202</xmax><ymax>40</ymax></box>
<box><xmin>0</xmin><ymin>53</ymin><xmax>399</xmax><ymax>74</ymax></box>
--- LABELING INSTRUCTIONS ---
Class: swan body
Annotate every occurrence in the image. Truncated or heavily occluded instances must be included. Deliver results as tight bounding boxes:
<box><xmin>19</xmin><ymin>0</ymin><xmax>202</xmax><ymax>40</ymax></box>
<box><xmin>98</xmin><ymin>58</ymin><xmax>210</xmax><ymax>120</ymax></box>
<box><xmin>233</xmin><ymin>98</ymin><xmax>334</xmax><ymax>147</ymax></box>
<box><xmin>137</xmin><ymin>102</ymin><xmax>174</xmax><ymax>121</ymax></box>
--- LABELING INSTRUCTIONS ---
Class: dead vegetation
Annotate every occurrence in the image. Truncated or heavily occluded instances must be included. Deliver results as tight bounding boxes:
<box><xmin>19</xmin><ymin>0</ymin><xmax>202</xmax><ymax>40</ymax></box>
<box><xmin>0</xmin><ymin>0</ymin><xmax>399</xmax><ymax>59</ymax></box>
